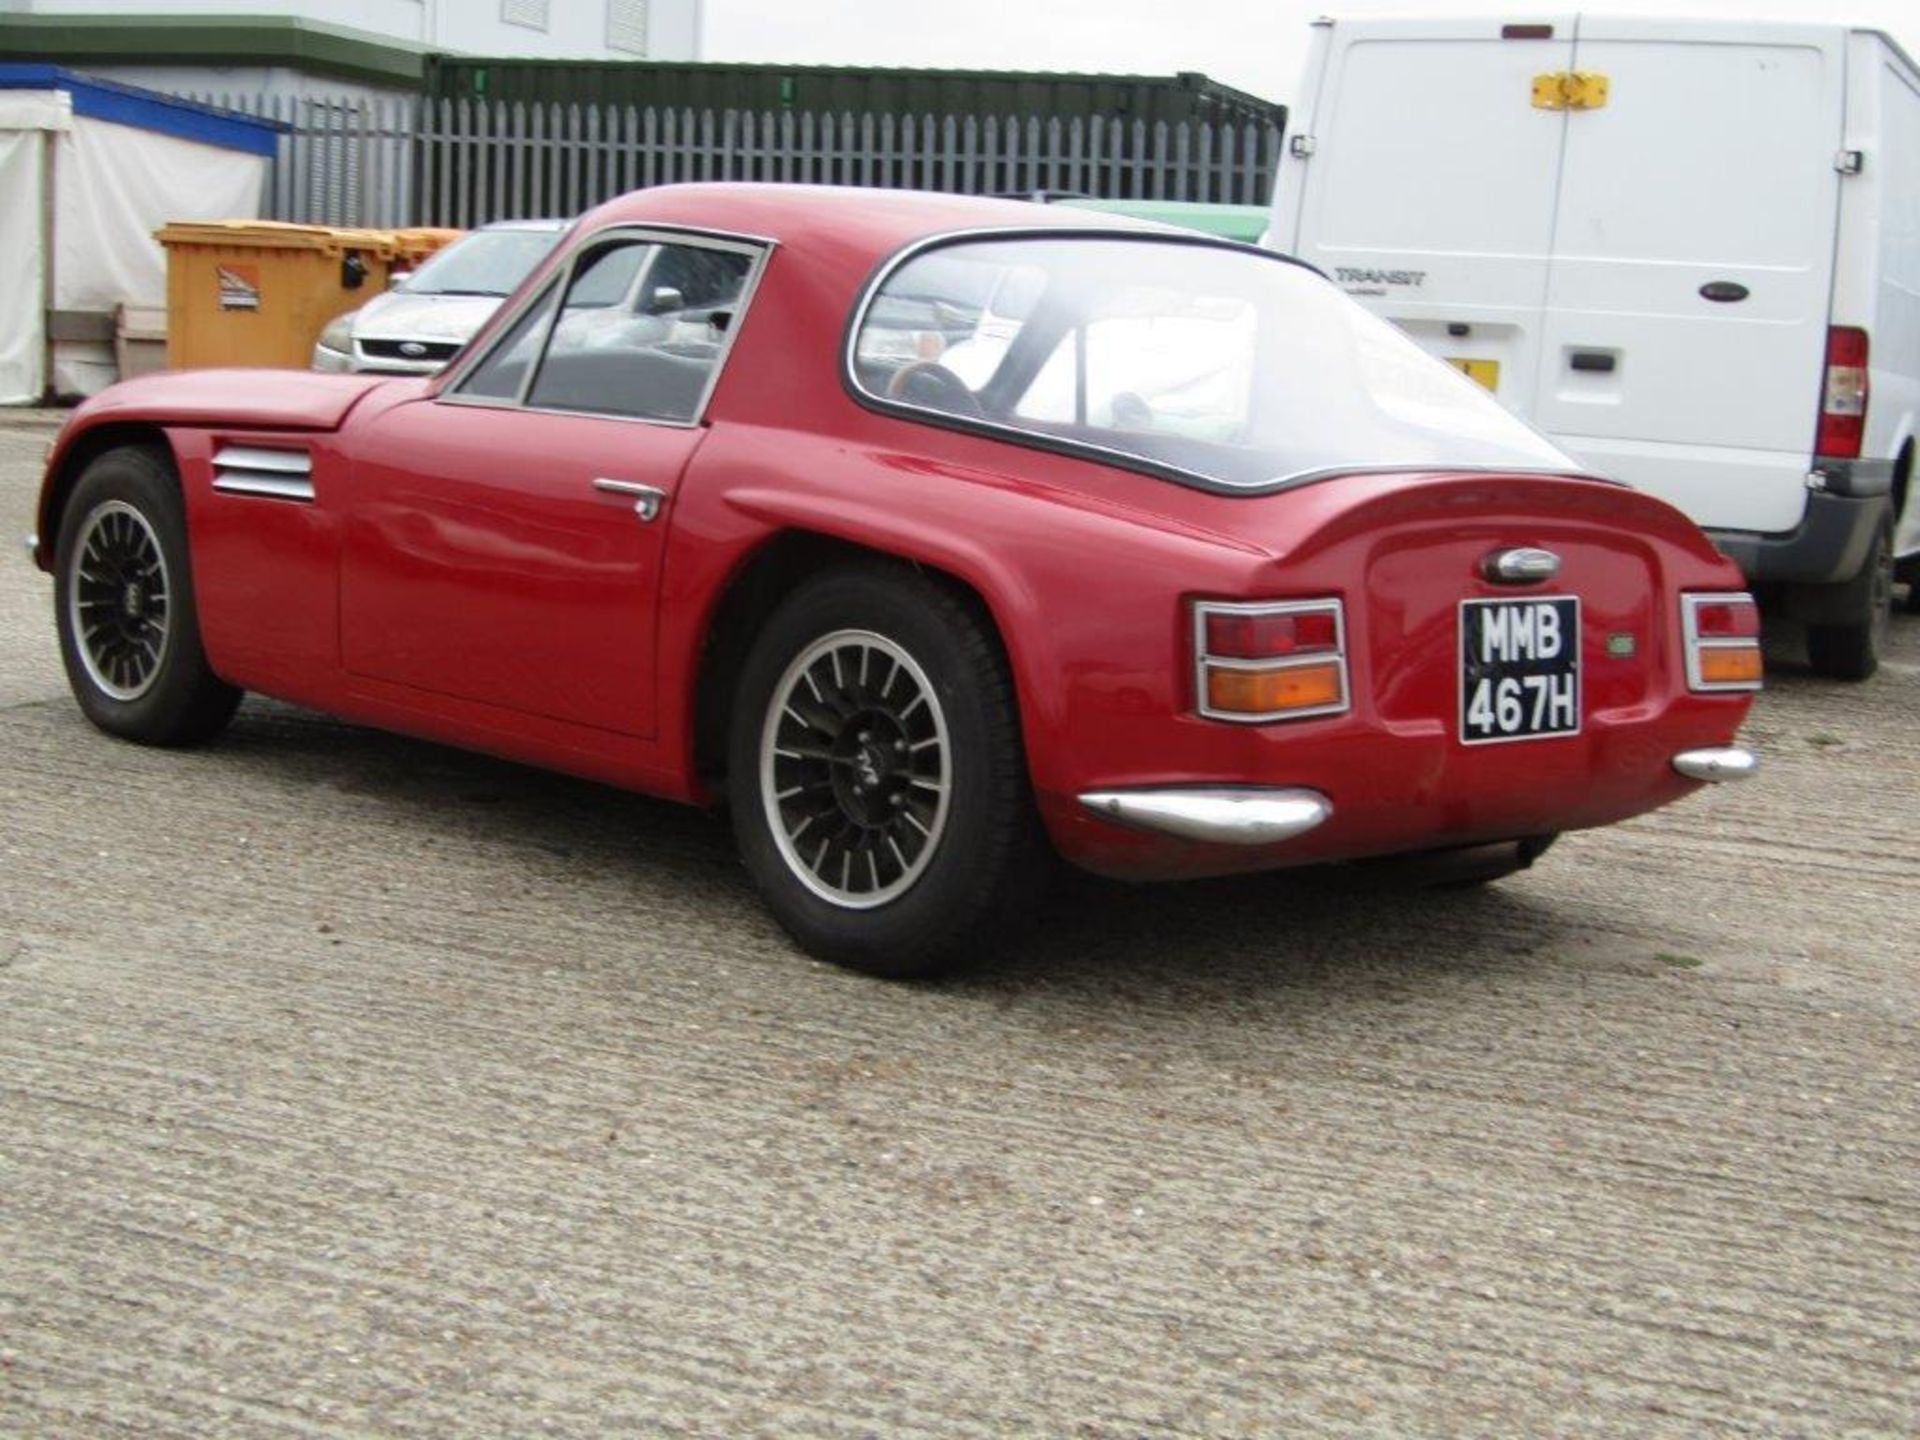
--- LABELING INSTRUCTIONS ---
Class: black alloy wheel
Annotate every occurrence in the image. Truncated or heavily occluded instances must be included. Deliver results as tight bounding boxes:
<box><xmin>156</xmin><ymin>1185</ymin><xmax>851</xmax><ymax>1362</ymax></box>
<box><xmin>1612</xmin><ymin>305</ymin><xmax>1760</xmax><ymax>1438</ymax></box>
<box><xmin>54</xmin><ymin>446</ymin><xmax>241</xmax><ymax>745</ymax></box>
<box><xmin>728</xmin><ymin>564</ymin><xmax>1050</xmax><ymax>977</ymax></box>
<box><xmin>759</xmin><ymin>628</ymin><xmax>952</xmax><ymax>909</ymax></box>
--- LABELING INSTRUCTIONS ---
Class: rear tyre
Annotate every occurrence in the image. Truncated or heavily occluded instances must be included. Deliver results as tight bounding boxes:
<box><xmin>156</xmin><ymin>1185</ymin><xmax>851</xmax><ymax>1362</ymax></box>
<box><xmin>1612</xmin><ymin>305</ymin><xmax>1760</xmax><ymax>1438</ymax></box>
<box><xmin>53</xmin><ymin>446</ymin><xmax>242</xmax><ymax>746</ymax></box>
<box><xmin>1806</xmin><ymin>522</ymin><xmax>1893</xmax><ymax>682</ymax></box>
<box><xmin>1898</xmin><ymin>555</ymin><xmax>1920</xmax><ymax>616</ymax></box>
<box><xmin>727</xmin><ymin>564</ymin><xmax>1050</xmax><ymax>977</ymax></box>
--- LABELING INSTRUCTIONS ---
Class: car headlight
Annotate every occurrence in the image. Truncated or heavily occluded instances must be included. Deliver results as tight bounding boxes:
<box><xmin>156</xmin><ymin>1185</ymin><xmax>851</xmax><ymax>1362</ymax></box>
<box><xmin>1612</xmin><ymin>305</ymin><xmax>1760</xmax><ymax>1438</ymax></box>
<box><xmin>317</xmin><ymin>314</ymin><xmax>356</xmax><ymax>354</ymax></box>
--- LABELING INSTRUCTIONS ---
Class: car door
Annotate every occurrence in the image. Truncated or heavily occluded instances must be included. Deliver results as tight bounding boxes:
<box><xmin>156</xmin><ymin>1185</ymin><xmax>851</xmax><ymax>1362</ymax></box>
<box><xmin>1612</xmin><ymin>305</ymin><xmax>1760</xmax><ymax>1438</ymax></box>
<box><xmin>340</xmin><ymin>228</ymin><xmax>764</xmax><ymax>738</ymax></box>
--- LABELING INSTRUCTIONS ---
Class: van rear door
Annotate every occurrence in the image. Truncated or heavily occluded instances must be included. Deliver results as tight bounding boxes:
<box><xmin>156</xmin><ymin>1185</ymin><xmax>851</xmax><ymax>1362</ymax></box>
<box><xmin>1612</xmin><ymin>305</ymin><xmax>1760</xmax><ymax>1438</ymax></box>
<box><xmin>1532</xmin><ymin>19</ymin><xmax>1846</xmax><ymax>532</ymax></box>
<box><xmin>1280</xmin><ymin>19</ymin><xmax>1577</xmax><ymax>414</ymax></box>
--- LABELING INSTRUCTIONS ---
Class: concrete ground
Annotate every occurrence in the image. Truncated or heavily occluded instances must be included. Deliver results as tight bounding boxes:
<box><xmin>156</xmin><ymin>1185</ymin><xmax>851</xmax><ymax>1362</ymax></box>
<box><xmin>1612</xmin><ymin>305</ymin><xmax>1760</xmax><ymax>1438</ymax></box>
<box><xmin>1</xmin><ymin>419</ymin><xmax>1915</xmax><ymax>1437</ymax></box>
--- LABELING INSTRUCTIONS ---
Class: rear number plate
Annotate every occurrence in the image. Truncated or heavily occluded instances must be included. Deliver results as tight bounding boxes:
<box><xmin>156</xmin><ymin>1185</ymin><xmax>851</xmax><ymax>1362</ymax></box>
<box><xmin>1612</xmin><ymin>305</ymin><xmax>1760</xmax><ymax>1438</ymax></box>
<box><xmin>1460</xmin><ymin>597</ymin><xmax>1580</xmax><ymax>744</ymax></box>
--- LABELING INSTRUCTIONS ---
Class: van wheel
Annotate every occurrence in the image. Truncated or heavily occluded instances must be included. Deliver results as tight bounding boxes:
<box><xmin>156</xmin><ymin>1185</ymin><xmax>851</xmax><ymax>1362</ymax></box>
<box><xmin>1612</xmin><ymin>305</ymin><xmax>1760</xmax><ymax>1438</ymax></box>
<box><xmin>1898</xmin><ymin>555</ymin><xmax>1920</xmax><ymax>616</ymax></box>
<box><xmin>53</xmin><ymin>446</ymin><xmax>242</xmax><ymax>745</ymax></box>
<box><xmin>727</xmin><ymin>564</ymin><xmax>1050</xmax><ymax>977</ymax></box>
<box><xmin>1806</xmin><ymin>523</ymin><xmax>1893</xmax><ymax>682</ymax></box>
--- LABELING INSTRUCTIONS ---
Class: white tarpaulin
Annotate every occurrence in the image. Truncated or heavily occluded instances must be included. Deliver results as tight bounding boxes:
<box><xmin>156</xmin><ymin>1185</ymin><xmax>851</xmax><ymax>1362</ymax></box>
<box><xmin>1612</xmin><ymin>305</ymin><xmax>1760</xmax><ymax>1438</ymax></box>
<box><xmin>51</xmin><ymin>115</ymin><xmax>268</xmax><ymax>395</ymax></box>
<box><xmin>0</xmin><ymin>90</ymin><xmax>66</xmax><ymax>405</ymax></box>
<box><xmin>0</xmin><ymin>67</ymin><xmax>278</xmax><ymax>402</ymax></box>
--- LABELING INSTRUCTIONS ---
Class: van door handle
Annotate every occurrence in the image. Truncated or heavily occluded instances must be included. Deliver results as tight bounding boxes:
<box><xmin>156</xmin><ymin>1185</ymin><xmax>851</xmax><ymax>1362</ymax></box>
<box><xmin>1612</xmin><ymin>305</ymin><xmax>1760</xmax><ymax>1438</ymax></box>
<box><xmin>593</xmin><ymin>477</ymin><xmax>667</xmax><ymax>522</ymax></box>
<box><xmin>1569</xmin><ymin>352</ymin><xmax>1616</xmax><ymax>374</ymax></box>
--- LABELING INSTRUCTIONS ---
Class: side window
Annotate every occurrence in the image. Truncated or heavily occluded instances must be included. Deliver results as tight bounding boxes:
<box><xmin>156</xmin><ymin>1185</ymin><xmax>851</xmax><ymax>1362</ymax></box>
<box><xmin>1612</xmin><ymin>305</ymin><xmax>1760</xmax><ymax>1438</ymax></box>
<box><xmin>457</xmin><ymin>234</ymin><xmax>757</xmax><ymax>423</ymax></box>
<box><xmin>531</xmin><ymin>239</ymin><xmax>753</xmax><ymax>422</ymax></box>
<box><xmin>456</xmin><ymin>278</ymin><xmax>560</xmax><ymax>401</ymax></box>
<box><xmin>564</xmin><ymin>243</ymin><xmax>647</xmax><ymax>310</ymax></box>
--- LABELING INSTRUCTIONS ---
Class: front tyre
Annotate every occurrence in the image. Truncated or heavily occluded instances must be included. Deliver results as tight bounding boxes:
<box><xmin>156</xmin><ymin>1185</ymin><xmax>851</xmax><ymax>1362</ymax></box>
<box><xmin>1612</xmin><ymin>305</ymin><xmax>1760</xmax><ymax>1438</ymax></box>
<box><xmin>1805</xmin><ymin>521</ymin><xmax>1893</xmax><ymax>682</ymax></box>
<box><xmin>728</xmin><ymin>565</ymin><xmax>1049</xmax><ymax>977</ymax></box>
<box><xmin>53</xmin><ymin>446</ymin><xmax>241</xmax><ymax>746</ymax></box>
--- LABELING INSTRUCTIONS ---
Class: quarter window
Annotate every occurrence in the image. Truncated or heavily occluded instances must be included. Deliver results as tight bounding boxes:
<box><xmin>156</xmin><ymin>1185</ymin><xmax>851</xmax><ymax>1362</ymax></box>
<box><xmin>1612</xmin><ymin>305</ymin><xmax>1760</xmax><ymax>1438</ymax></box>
<box><xmin>458</xmin><ymin>279</ymin><xmax>560</xmax><ymax>401</ymax></box>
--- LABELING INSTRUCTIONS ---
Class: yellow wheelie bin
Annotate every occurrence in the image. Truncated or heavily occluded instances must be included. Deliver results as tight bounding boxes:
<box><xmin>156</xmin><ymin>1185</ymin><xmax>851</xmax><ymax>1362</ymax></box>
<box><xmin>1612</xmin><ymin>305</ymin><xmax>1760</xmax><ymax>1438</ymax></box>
<box><xmin>155</xmin><ymin>221</ymin><xmax>403</xmax><ymax>370</ymax></box>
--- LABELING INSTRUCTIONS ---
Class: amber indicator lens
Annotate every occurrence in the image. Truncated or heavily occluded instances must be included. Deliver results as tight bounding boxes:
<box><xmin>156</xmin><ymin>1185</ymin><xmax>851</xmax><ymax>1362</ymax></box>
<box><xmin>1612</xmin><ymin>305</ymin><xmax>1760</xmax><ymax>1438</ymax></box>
<box><xmin>1697</xmin><ymin>647</ymin><xmax>1763</xmax><ymax>686</ymax></box>
<box><xmin>1205</xmin><ymin>609</ymin><xmax>1339</xmax><ymax>659</ymax></box>
<box><xmin>1206</xmin><ymin>661</ymin><xmax>1345</xmax><ymax>716</ymax></box>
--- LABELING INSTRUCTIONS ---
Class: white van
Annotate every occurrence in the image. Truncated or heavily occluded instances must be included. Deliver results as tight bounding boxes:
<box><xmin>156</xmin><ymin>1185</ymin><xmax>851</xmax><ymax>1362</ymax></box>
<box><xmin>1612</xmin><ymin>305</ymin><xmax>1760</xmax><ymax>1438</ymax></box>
<box><xmin>1266</xmin><ymin>15</ymin><xmax>1919</xmax><ymax>679</ymax></box>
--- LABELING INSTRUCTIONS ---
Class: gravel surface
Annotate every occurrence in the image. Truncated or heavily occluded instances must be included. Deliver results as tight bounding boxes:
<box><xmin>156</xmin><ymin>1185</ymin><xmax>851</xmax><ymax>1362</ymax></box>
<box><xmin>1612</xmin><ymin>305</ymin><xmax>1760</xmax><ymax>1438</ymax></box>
<box><xmin>1</xmin><ymin>425</ymin><xmax>1916</xmax><ymax>1437</ymax></box>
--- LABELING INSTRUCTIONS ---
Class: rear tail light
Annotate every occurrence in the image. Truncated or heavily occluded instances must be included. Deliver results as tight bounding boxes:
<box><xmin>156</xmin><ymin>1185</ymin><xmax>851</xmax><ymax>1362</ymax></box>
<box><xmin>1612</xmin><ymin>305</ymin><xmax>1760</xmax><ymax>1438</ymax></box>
<box><xmin>1681</xmin><ymin>592</ymin><xmax>1763</xmax><ymax>692</ymax></box>
<box><xmin>1817</xmin><ymin>327</ymin><xmax>1869</xmax><ymax>458</ymax></box>
<box><xmin>1195</xmin><ymin>599</ymin><xmax>1350</xmax><ymax>722</ymax></box>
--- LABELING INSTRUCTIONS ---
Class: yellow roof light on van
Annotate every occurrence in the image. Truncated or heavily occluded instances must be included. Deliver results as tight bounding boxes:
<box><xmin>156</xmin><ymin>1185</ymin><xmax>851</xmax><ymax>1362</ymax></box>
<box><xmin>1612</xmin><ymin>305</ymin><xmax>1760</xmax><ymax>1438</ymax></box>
<box><xmin>1532</xmin><ymin>71</ymin><xmax>1610</xmax><ymax>110</ymax></box>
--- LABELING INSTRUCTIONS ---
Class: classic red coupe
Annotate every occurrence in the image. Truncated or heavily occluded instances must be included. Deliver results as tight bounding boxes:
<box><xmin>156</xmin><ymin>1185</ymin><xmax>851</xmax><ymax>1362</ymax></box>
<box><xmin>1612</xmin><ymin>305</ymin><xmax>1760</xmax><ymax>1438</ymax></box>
<box><xmin>30</xmin><ymin>185</ymin><xmax>1762</xmax><ymax>975</ymax></box>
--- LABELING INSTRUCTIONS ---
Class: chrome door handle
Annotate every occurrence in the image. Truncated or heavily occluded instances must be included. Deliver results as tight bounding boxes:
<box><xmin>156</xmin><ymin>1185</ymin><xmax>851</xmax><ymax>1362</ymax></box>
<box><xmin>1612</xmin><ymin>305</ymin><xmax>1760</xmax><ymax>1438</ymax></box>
<box><xmin>593</xmin><ymin>477</ymin><xmax>667</xmax><ymax>522</ymax></box>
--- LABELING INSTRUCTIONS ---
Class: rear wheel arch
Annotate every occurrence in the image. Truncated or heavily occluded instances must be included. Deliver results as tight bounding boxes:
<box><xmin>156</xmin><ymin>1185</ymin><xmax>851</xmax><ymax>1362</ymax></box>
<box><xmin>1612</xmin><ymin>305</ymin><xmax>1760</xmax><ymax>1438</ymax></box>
<box><xmin>690</xmin><ymin>530</ymin><xmax>1032</xmax><ymax>796</ymax></box>
<box><xmin>39</xmin><ymin>423</ymin><xmax>178</xmax><ymax>566</ymax></box>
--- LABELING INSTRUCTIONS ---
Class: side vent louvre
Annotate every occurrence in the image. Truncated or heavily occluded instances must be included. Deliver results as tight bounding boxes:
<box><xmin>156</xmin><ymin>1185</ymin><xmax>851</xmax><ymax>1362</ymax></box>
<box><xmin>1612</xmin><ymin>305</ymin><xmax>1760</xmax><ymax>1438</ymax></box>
<box><xmin>212</xmin><ymin>445</ymin><xmax>314</xmax><ymax>502</ymax></box>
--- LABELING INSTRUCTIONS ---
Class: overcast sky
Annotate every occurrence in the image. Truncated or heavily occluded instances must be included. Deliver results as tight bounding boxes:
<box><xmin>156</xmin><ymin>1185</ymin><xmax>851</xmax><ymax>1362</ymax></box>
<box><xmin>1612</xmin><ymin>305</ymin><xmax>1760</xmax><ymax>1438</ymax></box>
<box><xmin>702</xmin><ymin>2</ymin><xmax>1920</xmax><ymax>106</ymax></box>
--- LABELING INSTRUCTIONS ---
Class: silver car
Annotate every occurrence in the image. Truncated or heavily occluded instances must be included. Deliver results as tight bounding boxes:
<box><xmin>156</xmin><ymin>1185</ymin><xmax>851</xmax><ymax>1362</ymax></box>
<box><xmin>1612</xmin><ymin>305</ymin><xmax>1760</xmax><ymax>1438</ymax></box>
<box><xmin>311</xmin><ymin>219</ymin><xmax>567</xmax><ymax>375</ymax></box>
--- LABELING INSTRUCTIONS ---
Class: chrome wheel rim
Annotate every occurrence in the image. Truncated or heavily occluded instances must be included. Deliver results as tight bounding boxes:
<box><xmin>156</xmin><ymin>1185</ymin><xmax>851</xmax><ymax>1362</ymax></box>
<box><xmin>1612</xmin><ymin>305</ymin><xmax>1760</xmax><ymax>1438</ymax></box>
<box><xmin>67</xmin><ymin>500</ymin><xmax>172</xmax><ymax>702</ymax></box>
<box><xmin>759</xmin><ymin>629</ymin><xmax>951</xmax><ymax>910</ymax></box>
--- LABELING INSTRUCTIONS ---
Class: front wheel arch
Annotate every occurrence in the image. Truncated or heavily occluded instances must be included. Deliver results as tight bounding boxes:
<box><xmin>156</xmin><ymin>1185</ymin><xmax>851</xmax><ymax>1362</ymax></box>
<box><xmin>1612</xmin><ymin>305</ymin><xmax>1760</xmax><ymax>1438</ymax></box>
<box><xmin>37</xmin><ymin>421</ymin><xmax>176</xmax><ymax>572</ymax></box>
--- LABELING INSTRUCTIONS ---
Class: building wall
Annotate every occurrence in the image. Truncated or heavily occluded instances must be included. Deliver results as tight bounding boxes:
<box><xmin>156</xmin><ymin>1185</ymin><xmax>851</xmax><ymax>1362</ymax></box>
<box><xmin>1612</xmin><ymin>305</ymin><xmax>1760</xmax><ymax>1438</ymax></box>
<box><xmin>1</xmin><ymin>0</ymin><xmax>704</xmax><ymax>59</ymax></box>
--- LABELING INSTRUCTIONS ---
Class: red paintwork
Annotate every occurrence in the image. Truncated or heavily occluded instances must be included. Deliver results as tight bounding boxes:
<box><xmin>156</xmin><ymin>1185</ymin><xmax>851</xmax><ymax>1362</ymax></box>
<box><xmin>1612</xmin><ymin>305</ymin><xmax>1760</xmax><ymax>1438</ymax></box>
<box><xmin>34</xmin><ymin>184</ymin><xmax>1756</xmax><ymax>879</ymax></box>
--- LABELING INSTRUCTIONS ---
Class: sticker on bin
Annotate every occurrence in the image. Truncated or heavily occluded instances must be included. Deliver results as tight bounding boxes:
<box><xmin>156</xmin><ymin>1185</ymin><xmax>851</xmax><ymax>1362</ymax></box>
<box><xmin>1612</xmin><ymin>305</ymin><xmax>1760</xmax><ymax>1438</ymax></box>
<box><xmin>218</xmin><ymin>265</ymin><xmax>262</xmax><ymax>312</ymax></box>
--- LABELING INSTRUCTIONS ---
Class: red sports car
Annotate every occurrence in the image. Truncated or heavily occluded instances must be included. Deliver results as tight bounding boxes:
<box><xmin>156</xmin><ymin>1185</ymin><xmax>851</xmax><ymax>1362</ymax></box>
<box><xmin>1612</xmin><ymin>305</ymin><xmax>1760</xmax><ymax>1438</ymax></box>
<box><xmin>29</xmin><ymin>184</ymin><xmax>1761</xmax><ymax>976</ymax></box>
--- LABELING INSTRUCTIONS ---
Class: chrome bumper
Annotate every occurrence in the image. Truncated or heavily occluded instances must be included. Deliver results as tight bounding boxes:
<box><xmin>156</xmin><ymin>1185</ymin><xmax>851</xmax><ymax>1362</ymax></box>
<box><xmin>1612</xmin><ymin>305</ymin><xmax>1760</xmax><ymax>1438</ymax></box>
<box><xmin>1078</xmin><ymin>786</ymin><xmax>1332</xmax><ymax>846</ymax></box>
<box><xmin>1672</xmin><ymin>747</ymin><xmax>1759</xmax><ymax>783</ymax></box>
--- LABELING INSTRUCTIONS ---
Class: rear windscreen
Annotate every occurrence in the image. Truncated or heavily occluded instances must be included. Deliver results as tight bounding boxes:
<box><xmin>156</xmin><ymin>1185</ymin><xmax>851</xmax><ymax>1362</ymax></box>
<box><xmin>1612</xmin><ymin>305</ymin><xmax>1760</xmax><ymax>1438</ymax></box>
<box><xmin>851</xmin><ymin>235</ymin><xmax>1579</xmax><ymax>491</ymax></box>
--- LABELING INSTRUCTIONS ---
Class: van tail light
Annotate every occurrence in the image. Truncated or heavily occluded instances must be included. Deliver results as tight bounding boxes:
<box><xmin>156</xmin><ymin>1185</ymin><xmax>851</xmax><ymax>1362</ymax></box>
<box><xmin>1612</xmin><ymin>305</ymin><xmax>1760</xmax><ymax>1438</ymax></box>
<box><xmin>1681</xmin><ymin>592</ymin><xmax>1763</xmax><ymax>692</ymax></box>
<box><xmin>1817</xmin><ymin>327</ymin><xmax>1868</xmax><ymax>458</ymax></box>
<box><xmin>1195</xmin><ymin>599</ymin><xmax>1350</xmax><ymax>721</ymax></box>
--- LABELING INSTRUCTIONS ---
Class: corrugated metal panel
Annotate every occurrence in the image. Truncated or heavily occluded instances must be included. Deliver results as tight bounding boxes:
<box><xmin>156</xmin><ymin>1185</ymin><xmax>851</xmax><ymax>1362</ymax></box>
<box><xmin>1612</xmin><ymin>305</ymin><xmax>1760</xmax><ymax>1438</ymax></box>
<box><xmin>185</xmin><ymin>88</ymin><xmax>1286</xmax><ymax>227</ymax></box>
<box><xmin>426</xmin><ymin>59</ymin><xmax>1284</xmax><ymax>130</ymax></box>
